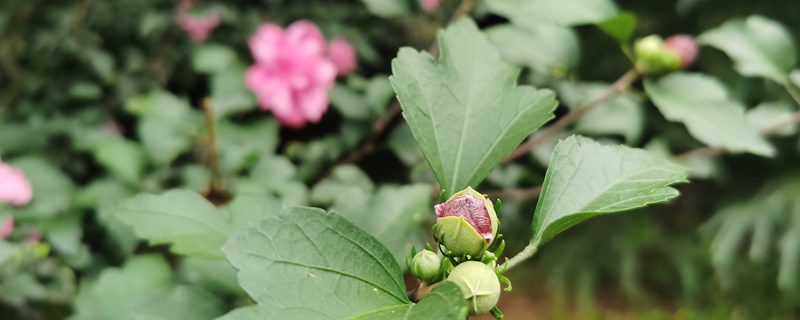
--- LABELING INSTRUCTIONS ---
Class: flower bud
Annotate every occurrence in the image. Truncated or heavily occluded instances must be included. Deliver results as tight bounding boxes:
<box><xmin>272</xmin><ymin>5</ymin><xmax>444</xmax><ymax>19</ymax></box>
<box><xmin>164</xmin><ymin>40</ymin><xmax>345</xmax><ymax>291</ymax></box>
<box><xmin>447</xmin><ymin>261</ymin><xmax>501</xmax><ymax>315</ymax></box>
<box><xmin>634</xmin><ymin>35</ymin><xmax>681</xmax><ymax>73</ymax></box>
<box><xmin>410</xmin><ymin>249</ymin><xmax>441</xmax><ymax>282</ymax></box>
<box><xmin>664</xmin><ymin>35</ymin><xmax>698</xmax><ymax>68</ymax></box>
<box><xmin>432</xmin><ymin>187</ymin><xmax>498</xmax><ymax>258</ymax></box>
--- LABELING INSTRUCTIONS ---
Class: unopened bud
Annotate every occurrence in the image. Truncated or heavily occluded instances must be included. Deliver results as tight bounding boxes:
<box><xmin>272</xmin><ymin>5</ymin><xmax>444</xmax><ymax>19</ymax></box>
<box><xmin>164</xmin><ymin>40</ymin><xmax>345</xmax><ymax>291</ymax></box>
<box><xmin>411</xmin><ymin>250</ymin><xmax>441</xmax><ymax>282</ymax></box>
<box><xmin>634</xmin><ymin>35</ymin><xmax>681</xmax><ymax>73</ymax></box>
<box><xmin>664</xmin><ymin>35</ymin><xmax>698</xmax><ymax>68</ymax></box>
<box><xmin>447</xmin><ymin>261</ymin><xmax>501</xmax><ymax>315</ymax></box>
<box><xmin>433</xmin><ymin>187</ymin><xmax>499</xmax><ymax>258</ymax></box>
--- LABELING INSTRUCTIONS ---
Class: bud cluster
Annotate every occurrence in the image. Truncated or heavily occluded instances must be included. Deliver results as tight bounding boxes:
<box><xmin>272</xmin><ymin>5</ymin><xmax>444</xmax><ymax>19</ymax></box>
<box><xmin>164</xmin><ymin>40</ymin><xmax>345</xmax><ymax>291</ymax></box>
<box><xmin>407</xmin><ymin>187</ymin><xmax>509</xmax><ymax>316</ymax></box>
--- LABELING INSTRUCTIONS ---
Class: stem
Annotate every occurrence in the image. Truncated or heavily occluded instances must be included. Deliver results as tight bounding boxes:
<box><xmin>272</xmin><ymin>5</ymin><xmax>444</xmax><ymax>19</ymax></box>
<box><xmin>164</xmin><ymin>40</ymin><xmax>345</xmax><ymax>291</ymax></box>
<box><xmin>202</xmin><ymin>98</ymin><xmax>225</xmax><ymax>195</ymax></box>
<box><xmin>504</xmin><ymin>68</ymin><xmax>641</xmax><ymax>164</ymax></box>
<box><xmin>500</xmin><ymin>243</ymin><xmax>537</xmax><ymax>271</ymax></box>
<box><xmin>676</xmin><ymin>80</ymin><xmax>800</xmax><ymax>159</ymax></box>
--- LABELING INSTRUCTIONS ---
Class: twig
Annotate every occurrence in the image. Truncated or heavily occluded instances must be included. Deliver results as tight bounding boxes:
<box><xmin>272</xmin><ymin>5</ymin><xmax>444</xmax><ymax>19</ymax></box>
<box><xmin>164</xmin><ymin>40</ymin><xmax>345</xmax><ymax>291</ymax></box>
<box><xmin>503</xmin><ymin>68</ymin><xmax>642</xmax><ymax>164</ymax></box>
<box><xmin>202</xmin><ymin>98</ymin><xmax>225</xmax><ymax>195</ymax></box>
<box><xmin>70</xmin><ymin>0</ymin><xmax>94</xmax><ymax>35</ymax></box>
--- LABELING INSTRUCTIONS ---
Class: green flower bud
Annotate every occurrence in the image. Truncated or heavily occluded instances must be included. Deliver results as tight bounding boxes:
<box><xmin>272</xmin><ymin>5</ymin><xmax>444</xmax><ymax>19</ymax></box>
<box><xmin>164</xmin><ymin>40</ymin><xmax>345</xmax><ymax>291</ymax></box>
<box><xmin>447</xmin><ymin>261</ymin><xmax>501</xmax><ymax>316</ymax></box>
<box><xmin>410</xmin><ymin>249</ymin><xmax>441</xmax><ymax>282</ymax></box>
<box><xmin>634</xmin><ymin>35</ymin><xmax>681</xmax><ymax>73</ymax></box>
<box><xmin>433</xmin><ymin>187</ymin><xmax>498</xmax><ymax>258</ymax></box>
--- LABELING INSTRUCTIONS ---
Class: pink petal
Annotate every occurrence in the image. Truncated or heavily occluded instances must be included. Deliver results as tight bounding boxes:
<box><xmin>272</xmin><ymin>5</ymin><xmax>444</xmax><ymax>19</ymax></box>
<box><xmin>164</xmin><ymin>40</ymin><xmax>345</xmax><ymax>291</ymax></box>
<box><xmin>434</xmin><ymin>194</ymin><xmax>493</xmax><ymax>242</ymax></box>
<box><xmin>327</xmin><ymin>38</ymin><xmax>357</xmax><ymax>76</ymax></box>
<box><xmin>420</xmin><ymin>0</ymin><xmax>441</xmax><ymax>12</ymax></box>
<box><xmin>1</xmin><ymin>215</ymin><xmax>12</xmax><ymax>239</ymax></box>
<box><xmin>285</xmin><ymin>20</ymin><xmax>327</xmax><ymax>58</ymax></box>
<box><xmin>0</xmin><ymin>162</ymin><xmax>32</xmax><ymax>206</ymax></box>
<box><xmin>250</xmin><ymin>24</ymin><xmax>285</xmax><ymax>65</ymax></box>
<box><xmin>297</xmin><ymin>88</ymin><xmax>329</xmax><ymax>123</ymax></box>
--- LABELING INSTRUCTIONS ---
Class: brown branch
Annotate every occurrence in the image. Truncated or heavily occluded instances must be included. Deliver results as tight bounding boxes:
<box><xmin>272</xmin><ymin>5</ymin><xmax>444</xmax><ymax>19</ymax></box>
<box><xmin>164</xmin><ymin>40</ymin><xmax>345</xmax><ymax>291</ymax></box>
<box><xmin>503</xmin><ymin>68</ymin><xmax>642</xmax><ymax>164</ymax></box>
<box><xmin>202</xmin><ymin>98</ymin><xmax>226</xmax><ymax>197</ymax></box>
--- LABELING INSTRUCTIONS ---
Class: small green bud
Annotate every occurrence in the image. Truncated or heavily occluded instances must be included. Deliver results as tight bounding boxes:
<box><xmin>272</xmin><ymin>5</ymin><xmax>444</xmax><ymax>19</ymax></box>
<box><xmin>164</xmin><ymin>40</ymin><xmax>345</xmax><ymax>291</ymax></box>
<box><xmin>447</xmin><ymin>261</ymin><xmax>501</xmax><ymax>316</ymax></box>
<box><xmin>433</xmin><ymin>187</ymin><xmax>498</xmax><ymax>258</ymax></box>
<box><xmin>634</xmin><ymin>35</ymin><xmax>682</xmax><ymax>73</ymax></box>
<box><xmin>410</xmin><ymin>250</ymin><xmax>441</xmax><ymax>282</ymax></box>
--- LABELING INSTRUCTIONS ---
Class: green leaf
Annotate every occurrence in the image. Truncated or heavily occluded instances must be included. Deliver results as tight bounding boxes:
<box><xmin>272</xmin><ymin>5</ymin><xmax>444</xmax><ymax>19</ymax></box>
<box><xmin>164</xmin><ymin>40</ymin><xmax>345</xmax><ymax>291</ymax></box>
<box><xmin>192</xmin><ymin>44</ymin><xmax>239</xmax><ymax>74</ymax></box>
<box><xmin>179</xmin><ymin>257</ymin><xmax>241</xmax><ymax>295</ymax></box>
<box><xmin>311</xmin><ymin>165</ymin><xmax>375</xmax><ymax>205</ymax></box>
<box><xmin>485</xmin><ymin>21</ymin><xmax>580</xmax><ymax>76</ymax></box>
<box><xmin>211</xmin><ymin>67</ymin><xmax>256</xmax><ymax>118</ymax></box>
<box><xmin>331</xmin><ymin>184</ymin><xmax>432</xmax><ymax>265</ymax></box>
<box><xmin>125</xmin><ymin>90</ymin><xmax>191</xmax><ymax>122</ymax></box>
<box><xmin>217</xmin><ymin>119</ymin><xmax>279</xmax><ymax>173</ymax></box>
<box><xmin>558</xmin><ymin>81</ymin><xmax>643</xmax><ymax>143</ymax></box>
<box><xmin>388</xmin><ymin>122</ymin><xmax>424</xmax><ymax>166</ymax></box>
<box><xmin>486</xmin><ymin>0</ymin><xmax>619</xmax><ymax>26</ymax></box>
<box><xmin>235</xmin><ymin>156</ymin><xmax>309</xmax><ymax>206</ymax></box>
<box><xmin>350</xmin><ymin>281</ymin><xmax>468</xmax><ymax>319</ymax></box>
<box><xmin>390</xmin><ymin>18</ymin><xmax>557</xmax><ymax>197</ymax></box>
<box><xmin>93</xmin><ymin>138</ymin><xmax>146</xmax><ymax>184</ymax></box>
<box><xmin>330</xmin><ymin>84</ymin><xmax>372</xmax><ymax>120</ymax></box>
<box><xmin>221</xmin><ymin>207</ymin><xmax>409</xmax><ymax>319</ymax></box>
<box><xmin>359</xmin><ymin>0</ymin><xmax>410</xmax><ymax>18</ymax></box>
<box><xmin>530</xmin><ymin>136</ymin><xmax>687</xmax><ymax>246</ymax></box>
<box><xmin>790</xmin><ymin>69</ymin><xmax>800</xmax><ymax>88</ymax></box>
<box><xmin>746</xmin><ymin>101</ymin><xmax>797</xmax><ymax>136</ymax></box>
<box><xmin>114</xmin><ymin>190</ymin><xmax>281</xmax><ymax>258</ymax></box>
<box><xmin>71</xmin><ymin>255</ymin><xmax>174</xmax><ymax>320</ymax></box>
<box><xmin>598</xmin><ymin>12</ymin><xmax>637</xmax><ymax>44</ymax></box>
<box><xmin>698</xmin><ymin>15</ymin><xmax>797</xmax><ymax>83</ymax></box>
<box><xmin>131</xmin><ymin>286</ymin><xmax>225</xmax><ymax>320</ymax></box>
<box><xmin>139</xmin><ymin>117</ymin><xmax>197</xmax><ymax>165</ymax></box>
<box><xmin>644</xmin><ymin>72</ymin><xmax>775</xmax><ymax>157</ymax></box>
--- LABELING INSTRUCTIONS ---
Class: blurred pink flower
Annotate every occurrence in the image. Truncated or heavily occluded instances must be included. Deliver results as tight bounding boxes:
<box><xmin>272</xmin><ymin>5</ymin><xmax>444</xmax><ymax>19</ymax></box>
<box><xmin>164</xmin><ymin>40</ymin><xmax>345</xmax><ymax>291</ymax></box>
<box><xmin>1</xmin><ymin>215</ymin><xmax>12</xmax><ymax>239</ymax></box>
<box><xmin>0</xmin><ymin>161</ymin><xmax>32</xmax><ymax>207</ymax></box>
<box><xmin>327</xmin><ymin>38</ymin><xmax>357</xmax><ymax>76</ymax></box>
<box><xmin>420</xmin><ymin>0</ymin><xmax>441</xmax><ymax>12</ymax></box>
<box><xmin>664</xmin><ymin>35</ymin><xmax>698</xmax><ymax>68</ymax></box>
<box><xmin>246</xmin><ymin>21</ymin><xmax>336</xmax><ymax>128</ymax></box>
<box><xmin>176</xmin><ymin>10</ymin><xmax>220</xmax><ymax>42</ymax></box>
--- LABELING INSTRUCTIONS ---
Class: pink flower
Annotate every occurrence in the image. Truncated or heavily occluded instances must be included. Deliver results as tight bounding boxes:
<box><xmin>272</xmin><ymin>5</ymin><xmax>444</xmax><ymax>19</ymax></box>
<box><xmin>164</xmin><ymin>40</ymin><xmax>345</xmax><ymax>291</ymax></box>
<box><xmin>0</xmin><ymin>161</ymin><xmax>32</xmax><ymax>207</ymax></box>
<box><xmin>327</xmin><ymin>38</ymin><xmax>357</xmax><ymax>76</ymax></box>
<box><xmin>246</xmin><ymin>21</ymin><xmax>336</xmax><ymax>128</ymax></box>
<box><xmin>176</xmin><ymin>10</ymin><xmax>220</xmax><ymax>42</ymax></box>
<box><xmin>664</xmin><ymin>35</ymin><xmax>698</xmax><ymax>68</ymax></box>
<box><xmin>420</xmin><ymin>0</ymin><xmax>441</xmax><ymax>12</ymax></box>
<box><xmin>1</xmin><ymin>215</ymin><xmax>12</xmax><ymax>239</ymax></box>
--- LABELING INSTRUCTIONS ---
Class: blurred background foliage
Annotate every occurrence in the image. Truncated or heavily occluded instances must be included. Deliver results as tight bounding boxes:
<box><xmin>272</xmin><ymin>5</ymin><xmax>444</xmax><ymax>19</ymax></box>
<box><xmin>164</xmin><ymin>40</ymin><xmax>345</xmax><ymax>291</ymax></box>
<box><xmin>1</xmin><ymin>0</ymin><xmax>800</xmax><ymax>319</ymax></box>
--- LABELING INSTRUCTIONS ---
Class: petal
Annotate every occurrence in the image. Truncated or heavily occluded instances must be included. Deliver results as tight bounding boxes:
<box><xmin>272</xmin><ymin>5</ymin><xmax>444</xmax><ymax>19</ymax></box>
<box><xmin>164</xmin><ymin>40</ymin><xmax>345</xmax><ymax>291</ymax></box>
<box><xmin>285</xmin><ymin>20</ymin><xmax>326</xmax><ymax>58</ymax></box>
<box><xmin>250</xmin><ymin>24</ymin><xmax>285</xmax><ymax>65</ymax></box>
<box><xmin>297</xmin><ymin>87</ymin><xmax>329</xmax><ymax>123</ymax></box>
<box><xmin>327</xmin><ymin>38</ymin><xmax>357</xmax><ymax>76</ymax></box>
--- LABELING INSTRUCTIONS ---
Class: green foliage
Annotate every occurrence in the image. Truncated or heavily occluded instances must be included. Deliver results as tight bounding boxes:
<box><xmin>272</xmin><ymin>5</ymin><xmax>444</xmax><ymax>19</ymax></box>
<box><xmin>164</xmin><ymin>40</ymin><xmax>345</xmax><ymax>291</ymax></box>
<box><xmin>130</xmin><ymin>286</ymin><xmax>225</xmax><ymax>320</ymax></box>
<box><xmin>391</xmin><ymin>18</ymin><xmax>557</xmax><ymax>197</ymax></box>
<box><xmin>486</xmin><ymin>0</ymin><xmax>619</xmax><ymax>26</ymax></box>
<box><xmin>485</xmin><ymin>20</ymin><xmax>580</xmax><ymax>76</ymax></box>
<box><xmin>530</xmin><ymin>136</ymin><xmax>687</xmax><ymax>246</ymax></box>
<box><xmin>221</xmin><ymin>207</ymin><xmax>410</xmax><ymax>319</ymax></box>
<box><xmin>644</xmin><ymin>72</ymin><xmax>775</xmax><ymax>156</ymax></box>
<box><xmin>114</xmin><ymin>190</ymin><xmax>280</xmax><ymax>258</ymax></box>
<box><xmin>699</xmin><ymin>15</ymin><xmax>797</xmax><ymax>83</ymax></box>
<box><xmin>558</xmin><ymin>81</ymin><xmax>644</xmax><ymax>143</ymax></box>
<box><xmin>71</xmin><ymin>255</ymin><xmax>174</xmax><ymax>320</ymax></box>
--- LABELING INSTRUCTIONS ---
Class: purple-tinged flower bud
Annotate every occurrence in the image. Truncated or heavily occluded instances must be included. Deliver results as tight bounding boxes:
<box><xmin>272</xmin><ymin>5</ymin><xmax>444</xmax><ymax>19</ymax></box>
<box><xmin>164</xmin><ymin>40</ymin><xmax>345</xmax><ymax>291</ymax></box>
<box><xmin>447</xmin><ymin>261</ymin><xmax>501</xmax><ymax>316</ymax></box>
<box><xmin>433</xmin><ymin>187</ymin><xmax>498</xmax><ymax>258</ymax></box>
<box><xmin>411</xmin><ymin>249</ymin><xmax>441</xmax><ymax>282</ymax></box>
<box><xmin>664</xmin><ymin>35</ymin><xmax>698</xmax><ymax>68</ymax></box>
